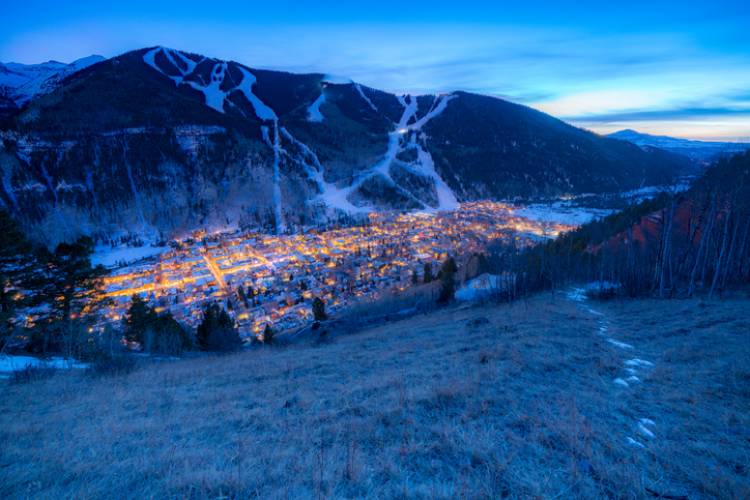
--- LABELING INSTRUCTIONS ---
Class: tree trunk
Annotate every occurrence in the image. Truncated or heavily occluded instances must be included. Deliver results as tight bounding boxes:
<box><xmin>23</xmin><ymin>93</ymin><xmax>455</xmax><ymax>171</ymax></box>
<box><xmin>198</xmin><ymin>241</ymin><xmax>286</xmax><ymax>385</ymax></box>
<box><xmin>709</xmin><ymin>208</ymin><xmax>732</xmax><ymax>300</ymax></box>
<box><xmin>688</xmin><ymin>195</ymin><xmax>716</xmax><ymax>297</ymax></box>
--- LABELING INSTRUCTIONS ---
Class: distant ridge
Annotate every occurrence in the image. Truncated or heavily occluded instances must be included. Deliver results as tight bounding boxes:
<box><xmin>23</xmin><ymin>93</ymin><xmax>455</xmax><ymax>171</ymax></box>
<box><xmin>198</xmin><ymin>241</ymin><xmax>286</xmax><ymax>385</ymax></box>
<box><xmin>608</xmin><ymin>129</ymin><xmax>750</xmax><ymax>162</ymax></box>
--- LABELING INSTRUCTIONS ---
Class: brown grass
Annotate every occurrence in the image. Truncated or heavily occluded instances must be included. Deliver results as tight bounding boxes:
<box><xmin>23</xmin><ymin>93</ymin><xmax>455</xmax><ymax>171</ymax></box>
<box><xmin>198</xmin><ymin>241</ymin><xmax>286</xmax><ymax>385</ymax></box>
<box><xmin>1</xmin><ymin>293</ymin><xmax>749</xmax><ymax>498</ymax></box>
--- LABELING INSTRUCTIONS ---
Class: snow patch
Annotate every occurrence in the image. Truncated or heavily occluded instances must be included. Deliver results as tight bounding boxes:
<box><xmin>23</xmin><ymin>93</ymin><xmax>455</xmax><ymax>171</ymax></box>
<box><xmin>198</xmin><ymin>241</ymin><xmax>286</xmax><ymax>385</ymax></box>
<box><xmin>455</xmin><ymin>273</ymin><xmax>504</xmax><ymax>301</ymax></box>
<box><xmin>607</xmin><ymin>338</ymin><xmax>634</xmax><ymax>350</ymax></box>
<box><xmin>625</xmin><ymin>358</ymin><xmax>654</xmax><ymax>367</ymax></box>
<box><xmin>0</xmin><ymin>354</ymin><xmax>87</xmax><ymax>376</ymax></box>
<box><xmin>92</xmin><ymin>245</ymin><xmax>168</xmax><ymax>268</ymax></box>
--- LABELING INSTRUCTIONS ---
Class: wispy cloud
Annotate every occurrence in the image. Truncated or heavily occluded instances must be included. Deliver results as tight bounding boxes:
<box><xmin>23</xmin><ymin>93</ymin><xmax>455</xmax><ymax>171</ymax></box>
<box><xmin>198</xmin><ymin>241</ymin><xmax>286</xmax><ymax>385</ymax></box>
<box><xmin>1</xmin><ymin>14</ymin><xmax>748</xmax><ymax>140</ymax></box>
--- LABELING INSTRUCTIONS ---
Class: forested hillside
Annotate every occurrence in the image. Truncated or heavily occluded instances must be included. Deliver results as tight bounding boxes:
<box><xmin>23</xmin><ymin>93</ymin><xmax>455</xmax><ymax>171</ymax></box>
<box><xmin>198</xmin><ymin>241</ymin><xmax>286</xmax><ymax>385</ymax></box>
<box><xmin>496</xmin><ymin>151</ymin><xmax>750</xmax><ymax>298</ymax></box>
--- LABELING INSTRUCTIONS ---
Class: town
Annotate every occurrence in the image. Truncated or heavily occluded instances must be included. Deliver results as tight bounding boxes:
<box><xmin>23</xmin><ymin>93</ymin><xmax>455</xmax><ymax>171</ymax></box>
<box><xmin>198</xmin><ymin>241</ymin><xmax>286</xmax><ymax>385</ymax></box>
<box><xmin>97</xmin><ymin>201</ymin><xmax>576</xmax><ymax>338</ymax></box>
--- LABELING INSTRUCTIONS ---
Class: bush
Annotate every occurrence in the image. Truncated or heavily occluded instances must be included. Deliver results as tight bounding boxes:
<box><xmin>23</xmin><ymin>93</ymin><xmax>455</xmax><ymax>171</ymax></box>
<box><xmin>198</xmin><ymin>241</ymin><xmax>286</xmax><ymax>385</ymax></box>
<box><xmin>196</xmin><ymin>303</ymin><xmax>242</xmax><ymax>352</ymax></box>
<box><xmin>87</xmin><ymin>355</ymin><xmax>138</xmax><ymax>378</ymax></box>
<box><xmin>9</xmin><ymin>365</ymin><xmax>57</xmax><ymax>385</ymax></box>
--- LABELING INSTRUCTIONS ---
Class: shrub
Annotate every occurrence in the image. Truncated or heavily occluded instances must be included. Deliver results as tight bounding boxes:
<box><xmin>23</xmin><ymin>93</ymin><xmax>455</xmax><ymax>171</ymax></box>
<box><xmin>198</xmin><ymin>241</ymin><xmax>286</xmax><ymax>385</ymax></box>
<box><xmin>9</xmin><ymin>365</ymin><xmax>57</xmax><ymax>385</ymax></box>
<box><xmin>87</xmin><ymin>355</ymin><xmax>138</xmax><ymax>378</ymax></box>
<box><xmin>196</xmin><ymin>303</ymin><xmax>242</xmax><ymax>352</ymax></box>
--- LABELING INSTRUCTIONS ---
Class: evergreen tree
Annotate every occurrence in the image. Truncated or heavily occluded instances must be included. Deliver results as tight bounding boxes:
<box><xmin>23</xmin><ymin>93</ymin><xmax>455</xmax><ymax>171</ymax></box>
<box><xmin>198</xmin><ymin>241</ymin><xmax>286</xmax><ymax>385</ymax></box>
<box><xmin>312</xmin><ymin>297</ymin><xmax>327</xmax><ymax>321</ymax></box>
<box><xmin>437</xmin><ymin>257</ymin><xmax>458</xmax><ymax>304</ymax></box>
<box><xmin>263</xmin><ymin>324</ymin><xmax>274</xmax><ymax>344</ymax></box>
<box><xmin>411</xmin><ymin>269</ymin><xmax>419</xmax><ymax>285</ymax></box>
<box><xmin>31</xmin><ymin>236</ymin><xmax>106</xmax><ymax>353</ymax></box>
<box><xmin>142</xmin><ymin>311</ymin><xmax>192</xmax><ymax>355</ymax></box>
<box><xmin>423</xmin><ymin>262</ymin><xmax>433</xmax><ymax>283</ymax></box>
<box><xmin>196</xmin><ymin>302</ymin><xmax>241</xmax><ymax>352</ymax></box>
<box><xmin>124</xmin><ymin>294</ymin><xmax>155</xmax><ymax>344</ymax></box>
<box><xmin>0</xmin><ymin>210</ymin><xmax>36</xmax><ymax>350</ymax></box>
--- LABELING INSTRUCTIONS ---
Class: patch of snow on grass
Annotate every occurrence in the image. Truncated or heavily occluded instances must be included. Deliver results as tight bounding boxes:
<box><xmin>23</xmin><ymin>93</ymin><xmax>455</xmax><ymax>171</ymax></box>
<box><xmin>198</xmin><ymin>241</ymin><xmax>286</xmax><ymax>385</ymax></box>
<box><xmin>625</xmin><ymin>358</ymin><xmax>654</xmax><ymax>367</ymax></box>
<box><xmin>455</xmin><ymin>273</ymin><xmax>503</xmax><ymax>301</ymax></box>
<box><xmin>607</xmin><ymin>338</ymin><xmax>634</xmax><ymax>349</ymax></box>
<box><xmin>0</xmin><ymin>354</ymin><xmax>87</xmax><ymax>375</ymax></box>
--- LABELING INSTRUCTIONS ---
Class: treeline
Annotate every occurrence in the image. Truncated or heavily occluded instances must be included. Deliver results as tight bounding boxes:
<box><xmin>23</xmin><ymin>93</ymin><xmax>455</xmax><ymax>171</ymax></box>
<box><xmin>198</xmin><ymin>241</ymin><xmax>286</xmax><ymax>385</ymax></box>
<box><xmin>484</xmin><ymin>150</ymin><xmax>750</xmax><ymax>299</ymax></box>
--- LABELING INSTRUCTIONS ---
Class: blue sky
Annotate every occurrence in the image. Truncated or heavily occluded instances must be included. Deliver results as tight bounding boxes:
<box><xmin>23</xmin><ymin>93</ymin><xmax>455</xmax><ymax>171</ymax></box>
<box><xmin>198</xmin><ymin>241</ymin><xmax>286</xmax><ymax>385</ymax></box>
<box><xmin>3</xmin><ymin>0</ymin><xmax>749</xmax><ymax>140</ymax></box>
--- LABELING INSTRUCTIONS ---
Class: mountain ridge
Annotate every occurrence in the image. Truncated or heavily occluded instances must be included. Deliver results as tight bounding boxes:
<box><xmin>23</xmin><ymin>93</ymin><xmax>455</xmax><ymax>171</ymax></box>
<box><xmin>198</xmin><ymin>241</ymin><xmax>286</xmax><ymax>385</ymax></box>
<box><xmin>0</xmin><ymin>46</ymin><xmax>690</xmax><ymax>245</ymax></box>
<box><xmin>607</xmin><ymin>128</ymin><xmax>750</xmax><ymax>162</ymax></box>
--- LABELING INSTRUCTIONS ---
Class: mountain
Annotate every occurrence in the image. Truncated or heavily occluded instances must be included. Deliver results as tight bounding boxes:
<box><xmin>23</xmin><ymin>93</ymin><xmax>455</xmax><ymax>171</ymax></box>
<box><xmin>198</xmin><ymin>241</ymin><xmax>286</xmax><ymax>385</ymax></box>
<box><xmin>0</xmin><ymin>55</ymin><xmax>105</xmax><ymax>107</ymax></box>
<box><xmin>0</xmin><ymin>47</ymin><xmax>690</xmax><ymax>246</ymax></box>
<box><xmin>608</xmin><ymin>129</ymin><xmax>750</xmax><ymax>162</ymax></box>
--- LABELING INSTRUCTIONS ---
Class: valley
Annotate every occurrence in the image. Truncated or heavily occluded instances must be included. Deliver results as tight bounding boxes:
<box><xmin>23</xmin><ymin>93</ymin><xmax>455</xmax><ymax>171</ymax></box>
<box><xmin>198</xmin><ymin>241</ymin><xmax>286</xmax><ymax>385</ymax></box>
<box><xmin>95</xmin><ymin>201</ymin><xmax>580</xmax><ymax>338</ymax></box>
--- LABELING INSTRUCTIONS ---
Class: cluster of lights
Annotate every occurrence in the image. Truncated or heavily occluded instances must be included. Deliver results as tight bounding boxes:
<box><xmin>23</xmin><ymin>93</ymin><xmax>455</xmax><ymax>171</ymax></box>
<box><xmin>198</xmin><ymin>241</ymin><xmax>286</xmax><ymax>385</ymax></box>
<box><xmin>94</xmin><ymin>202</ymin><xmax>573</xmax><ymax>337</ymax></box>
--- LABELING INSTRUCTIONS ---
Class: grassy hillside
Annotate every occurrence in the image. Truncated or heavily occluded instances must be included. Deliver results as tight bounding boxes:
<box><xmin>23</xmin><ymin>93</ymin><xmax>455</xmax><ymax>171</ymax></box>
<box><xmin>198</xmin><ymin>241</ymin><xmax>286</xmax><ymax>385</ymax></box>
<box><xmin>1</xmin><ymin>292</ymin><xmax>749</xmax><ymax>498</ymax></box>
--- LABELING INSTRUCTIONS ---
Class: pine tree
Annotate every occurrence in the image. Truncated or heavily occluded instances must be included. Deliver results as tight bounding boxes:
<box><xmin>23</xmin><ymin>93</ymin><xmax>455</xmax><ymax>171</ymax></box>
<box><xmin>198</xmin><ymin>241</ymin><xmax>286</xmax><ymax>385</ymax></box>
<box><xmin>437</xmin><ymin>257</ymin><xmax>458</xmax><ymax>304</ymax></box>
<box><xmin>263</xmin><ymin>324</ymin><xmax>274</xmax><ymax>344</ymax></box>
<box><xmin>124</xmin><ymin>295</ymin><xmax>156</xmax><ymax>344</ymax></box>
<box><xmin>312</xmin><ymin>297</ymin><xmax>327</xmax><ymax>321</ymax></box>
<box><xmin>31</xmin><ymin>236</ymin><xmax>106</xmax><ymax>353</ymax></box>
<box><xmin>196</xmin><ymin>302</ymin><xmax>241</xmax><ymax>352</ymax></box>
<box><xmin>0</xmin><ymin>210</ymin><xmax>36</xmax><ymax>350</ymax></box>
<box><xmin>423</xmin><ymin>263</ymin><xmax>433</xmax><ymax>283</ymax></box>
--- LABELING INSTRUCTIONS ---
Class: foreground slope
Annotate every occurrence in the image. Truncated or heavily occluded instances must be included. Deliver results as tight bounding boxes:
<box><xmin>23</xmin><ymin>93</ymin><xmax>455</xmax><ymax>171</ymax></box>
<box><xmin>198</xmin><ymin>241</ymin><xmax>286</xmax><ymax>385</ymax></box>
<box><xmin>0</xmin><ymin>47</ymin><xmax>689</xmax><ymax>244</ymax></box>
<box><xmin>1</xmin><ymin>293</ymin><xmax>748</xmax><ymax>498</ymax></box>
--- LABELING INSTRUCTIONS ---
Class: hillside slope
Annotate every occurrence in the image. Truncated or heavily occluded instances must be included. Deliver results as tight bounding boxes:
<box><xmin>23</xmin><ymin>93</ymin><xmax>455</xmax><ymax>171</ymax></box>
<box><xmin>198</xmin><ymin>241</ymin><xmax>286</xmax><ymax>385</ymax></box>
<box><xmin>0</xmin><ymin>47</ymin><xmax>689</xmax><ymax>245</ymax></box>
<box><xmin>1</xmin><ymin>293</ymin><xmax>748</xmax><ymax>498</ymax></box>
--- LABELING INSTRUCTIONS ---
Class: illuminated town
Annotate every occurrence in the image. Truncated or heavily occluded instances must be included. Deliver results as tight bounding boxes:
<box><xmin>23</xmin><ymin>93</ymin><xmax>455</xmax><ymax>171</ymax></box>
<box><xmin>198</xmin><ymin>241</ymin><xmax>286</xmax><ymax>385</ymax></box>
<box><xmin>97</xmin><ymin>201</ymin><xmax>576</xmax><ymax>338</ymax></box>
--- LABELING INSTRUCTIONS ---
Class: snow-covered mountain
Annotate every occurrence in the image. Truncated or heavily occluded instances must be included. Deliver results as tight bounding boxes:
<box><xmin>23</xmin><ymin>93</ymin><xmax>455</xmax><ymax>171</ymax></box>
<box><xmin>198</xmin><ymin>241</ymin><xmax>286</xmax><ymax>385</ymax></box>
<box><xmin>0</xmin><ymin>47</ymin><xmax>690</xmax><ymax>246</ymax></box>
<box><xmin>608</xmin><ymin>129</ymin><xmax>750</xmax><ymax>162</ymax></box>
<box><xmin>0</xmin><ymin>55</ymin><xmax>105</xmax><ymax>106</ymax></box>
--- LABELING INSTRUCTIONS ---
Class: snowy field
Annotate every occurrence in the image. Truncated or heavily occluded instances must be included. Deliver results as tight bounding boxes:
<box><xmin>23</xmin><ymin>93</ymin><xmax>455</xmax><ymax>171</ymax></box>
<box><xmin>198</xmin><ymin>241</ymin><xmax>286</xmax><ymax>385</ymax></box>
<box><xmin>91</xmin><ymin>244</ymin><xmax>168</xmax><ymax>268</ymax></box>
<box><xmin>514</xmin><ymin>202</ymin><xmax>614</xmax><ymax>226</ymax></box>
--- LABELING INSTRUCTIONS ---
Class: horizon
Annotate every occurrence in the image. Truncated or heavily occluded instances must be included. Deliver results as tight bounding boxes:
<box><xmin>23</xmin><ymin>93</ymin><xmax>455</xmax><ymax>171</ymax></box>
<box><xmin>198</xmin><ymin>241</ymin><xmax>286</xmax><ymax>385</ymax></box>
<box><xmin>2</xmin><ymin>0</ymin><xmax>749</xmax><ymax>141</ymax></box>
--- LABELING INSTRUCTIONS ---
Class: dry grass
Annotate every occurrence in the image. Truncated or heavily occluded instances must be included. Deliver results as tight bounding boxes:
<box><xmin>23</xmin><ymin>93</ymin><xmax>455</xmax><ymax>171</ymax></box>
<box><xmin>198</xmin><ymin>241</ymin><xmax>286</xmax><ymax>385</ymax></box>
<box><xmin>1</xmin><ymin>292</ymin><xmax>749</xmax><ymax>498</ymax></box>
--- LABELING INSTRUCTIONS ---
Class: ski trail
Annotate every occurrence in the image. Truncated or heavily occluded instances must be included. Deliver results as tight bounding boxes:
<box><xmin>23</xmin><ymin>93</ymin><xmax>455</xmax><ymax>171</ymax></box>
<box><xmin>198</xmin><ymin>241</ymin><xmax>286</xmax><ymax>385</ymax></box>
<box><xmin>279</xmin><ymin>127</ymin><xmax>362</xmax><ymax>213</ymax></box>
<box><xmin>307</xmin><ymin>92</ymin><xmax>326</xmax><ymax>122</ymax></box>
<box><xmin>343</xmin><ymin>93</ymin><xmax>458</xmax><ymax>211</ymax></box>
<box><xmin>566</xmin><ymin>286</ymin><xmax>657</xmax><ymax>449</ymax></box>
<box><xmin>143</xmin><ymin>47</ymin><xmax>458</xmax><ymax>216</ymax></box>
<box><xmin>355</xmin><ymin>83</ymin><xmax>378</xmax><ymax>112</ymax></box>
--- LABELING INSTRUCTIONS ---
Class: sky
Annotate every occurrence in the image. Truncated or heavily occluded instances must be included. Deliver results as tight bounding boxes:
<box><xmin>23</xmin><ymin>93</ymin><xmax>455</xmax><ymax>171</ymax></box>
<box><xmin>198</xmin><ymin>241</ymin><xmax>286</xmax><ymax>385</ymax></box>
<box><xmin>2</xmin><ymin>0</ymin><xmax>749</xmax><ymax>141</ymax></box>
